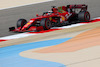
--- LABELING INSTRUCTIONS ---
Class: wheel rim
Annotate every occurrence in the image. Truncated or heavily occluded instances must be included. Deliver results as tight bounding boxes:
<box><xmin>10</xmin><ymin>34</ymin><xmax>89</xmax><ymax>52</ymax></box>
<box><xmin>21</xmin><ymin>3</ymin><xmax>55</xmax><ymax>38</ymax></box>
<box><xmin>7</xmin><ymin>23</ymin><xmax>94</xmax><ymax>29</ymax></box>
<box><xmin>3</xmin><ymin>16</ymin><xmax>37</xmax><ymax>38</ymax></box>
<box><xmin>17</xmin><ymin>19</ymin><xmax>27</xmax><ymax>28</ymax></box>
<box><xmin>45</xmin><ymin>19</ymin><xmax>51</xmax><ymax>29</ymax></box>
<box><xmin>85</xmin><ymin>12</ymin><xmax>90</xmax><ymax>21</ymax></box>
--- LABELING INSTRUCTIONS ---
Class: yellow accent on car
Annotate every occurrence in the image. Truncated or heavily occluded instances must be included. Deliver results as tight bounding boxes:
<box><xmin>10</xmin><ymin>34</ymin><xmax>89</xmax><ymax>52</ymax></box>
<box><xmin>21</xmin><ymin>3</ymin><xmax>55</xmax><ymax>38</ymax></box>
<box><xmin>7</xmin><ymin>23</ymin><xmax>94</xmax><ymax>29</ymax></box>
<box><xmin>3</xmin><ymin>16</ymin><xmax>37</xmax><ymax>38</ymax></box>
<box><xmin>61</xmin><ymin>16</ymin><xmax>65</xmax><ymax>21</ymax></box>
<box><xmin>49</xmin><ymin>17</ymin><xmax>52</xmax><ymax>20</ymax></box>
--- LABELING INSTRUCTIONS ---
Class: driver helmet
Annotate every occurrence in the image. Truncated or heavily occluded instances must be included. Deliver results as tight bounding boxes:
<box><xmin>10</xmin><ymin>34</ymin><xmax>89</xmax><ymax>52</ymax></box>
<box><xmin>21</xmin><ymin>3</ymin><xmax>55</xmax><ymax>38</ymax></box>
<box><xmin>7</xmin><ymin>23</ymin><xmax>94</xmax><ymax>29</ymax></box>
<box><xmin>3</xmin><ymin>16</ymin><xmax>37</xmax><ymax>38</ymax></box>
<box><xmin>48</xmin><ymin>10</ymin><xmax>53</xmax><ymax>15</ymax></box>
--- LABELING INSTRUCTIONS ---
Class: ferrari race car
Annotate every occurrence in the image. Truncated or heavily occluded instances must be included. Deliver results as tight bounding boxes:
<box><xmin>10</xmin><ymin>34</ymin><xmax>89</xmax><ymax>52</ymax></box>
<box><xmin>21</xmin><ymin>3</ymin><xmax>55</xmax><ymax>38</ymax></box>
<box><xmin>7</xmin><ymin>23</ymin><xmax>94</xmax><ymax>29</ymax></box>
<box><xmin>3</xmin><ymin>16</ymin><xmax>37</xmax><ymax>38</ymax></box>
<box><xmin>9</xmin><ymin>4</ymin><xmax>90</xmax><ymax>32</ymax></box>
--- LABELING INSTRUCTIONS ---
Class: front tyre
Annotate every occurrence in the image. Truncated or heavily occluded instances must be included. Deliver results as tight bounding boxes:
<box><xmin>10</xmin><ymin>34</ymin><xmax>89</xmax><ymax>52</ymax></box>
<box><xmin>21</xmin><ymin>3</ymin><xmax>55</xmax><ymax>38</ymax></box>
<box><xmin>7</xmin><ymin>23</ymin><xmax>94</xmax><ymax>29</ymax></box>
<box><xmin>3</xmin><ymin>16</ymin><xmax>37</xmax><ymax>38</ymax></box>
<box><xmin>78</xmin><ymin>11</ymin><xmax>90</xmax><ymax>22</ymax></box>
<box><xmin>17</xmin><ymin>19</ymin><xmax>27</xmax><ymax>28</ymax></box>
<box><xmin>40</xmin><ymin>18</ymin><xmax>52</xmax><ymax>30</ymax></box>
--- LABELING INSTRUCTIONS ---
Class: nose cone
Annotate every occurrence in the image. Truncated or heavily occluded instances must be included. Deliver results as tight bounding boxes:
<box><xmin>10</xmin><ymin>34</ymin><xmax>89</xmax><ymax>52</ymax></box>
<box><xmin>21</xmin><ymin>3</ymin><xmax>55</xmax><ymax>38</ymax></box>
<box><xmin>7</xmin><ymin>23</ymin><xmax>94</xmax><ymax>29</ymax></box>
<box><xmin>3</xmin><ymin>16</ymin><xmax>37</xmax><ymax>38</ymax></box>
<box><xmin>28</xmin><ymin>26</ymin><xmax>37</xmax><ymax>31</ymax></box>
<box><xmin>21</xmin><ymin>26</ymin><xmax>26</xmax><ymax>31</ymax></box>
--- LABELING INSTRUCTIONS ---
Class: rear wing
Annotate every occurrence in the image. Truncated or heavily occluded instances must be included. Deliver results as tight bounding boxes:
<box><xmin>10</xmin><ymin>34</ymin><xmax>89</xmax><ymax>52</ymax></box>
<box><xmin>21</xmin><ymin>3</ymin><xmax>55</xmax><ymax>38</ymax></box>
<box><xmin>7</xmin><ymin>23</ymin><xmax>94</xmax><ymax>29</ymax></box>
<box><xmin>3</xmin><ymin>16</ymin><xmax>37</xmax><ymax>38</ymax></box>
<box><xmin>67</xmin><ymin>4</ymin><xmax>88</xmax><ymax>10</ymax></box>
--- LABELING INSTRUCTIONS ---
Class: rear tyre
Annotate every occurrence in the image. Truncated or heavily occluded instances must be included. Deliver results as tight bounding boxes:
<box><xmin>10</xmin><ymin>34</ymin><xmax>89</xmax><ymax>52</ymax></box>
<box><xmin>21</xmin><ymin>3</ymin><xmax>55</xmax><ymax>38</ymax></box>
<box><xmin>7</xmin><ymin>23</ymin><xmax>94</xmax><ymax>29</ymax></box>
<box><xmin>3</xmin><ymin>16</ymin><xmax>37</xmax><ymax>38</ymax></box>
<box><xmin>78</xmin><ymin>11</ymin><xmax>90</xmax><ymax>22</ymax></box>
<box><xmin>17</xmin><ymin>19</ymin><xmax>27</xmax><ymax>28</ymax></box>
<box><xmin>40</xmin><ymin>18</ymin><xmax>52</xmax><ymax>30</ymax></box>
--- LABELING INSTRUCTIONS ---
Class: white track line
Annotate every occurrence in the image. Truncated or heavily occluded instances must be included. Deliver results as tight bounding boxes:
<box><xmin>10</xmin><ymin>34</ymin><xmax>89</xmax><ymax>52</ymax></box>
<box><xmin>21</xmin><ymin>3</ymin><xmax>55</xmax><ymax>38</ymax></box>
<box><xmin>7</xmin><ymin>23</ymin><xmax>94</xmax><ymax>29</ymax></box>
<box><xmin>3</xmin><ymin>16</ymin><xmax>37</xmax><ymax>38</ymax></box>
<box><xmin>0</xmin><ymin>23</ymin><xmax>85</xmax><ymax>40</ymax></box>
<box><xmin>0</xmin><ymin>0</ymin><xmax>54</xmax><ymax>10</ymax></box>
<box><xmin>93</xmin><ymin>17</ymin><xmax>100</xmax><ymax>20</ymax></box>
<box><xmin>52</xmin><ymin>24</ymin><xmax>85</xmax><ymax>29</ymax></box>
<box><xmin>0</xmin><ymin>33</ymin><xmax>37</xmax><ymax>39</ymax></box>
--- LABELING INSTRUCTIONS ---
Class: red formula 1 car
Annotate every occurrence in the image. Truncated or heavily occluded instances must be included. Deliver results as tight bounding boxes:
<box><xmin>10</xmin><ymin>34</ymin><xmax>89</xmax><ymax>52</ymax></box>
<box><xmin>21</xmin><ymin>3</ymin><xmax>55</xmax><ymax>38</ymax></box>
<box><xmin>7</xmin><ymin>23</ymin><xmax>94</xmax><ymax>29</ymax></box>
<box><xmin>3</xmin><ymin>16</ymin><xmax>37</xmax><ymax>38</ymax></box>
<box><xmin>9</xmin><ymin>4</ymin><xmax>90</xmax><ymax>32</ymax></box>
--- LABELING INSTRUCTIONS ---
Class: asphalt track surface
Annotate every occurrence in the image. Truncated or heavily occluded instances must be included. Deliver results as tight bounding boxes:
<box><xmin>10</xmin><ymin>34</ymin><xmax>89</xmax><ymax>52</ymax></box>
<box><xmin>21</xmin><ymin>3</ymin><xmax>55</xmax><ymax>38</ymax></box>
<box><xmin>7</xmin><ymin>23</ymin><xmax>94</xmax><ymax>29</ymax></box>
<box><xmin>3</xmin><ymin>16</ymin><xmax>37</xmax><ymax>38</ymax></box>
<box><xmin>0</xmin><ymin>0</ymin><xmax>100</xmax><ymax>37</ymax></box>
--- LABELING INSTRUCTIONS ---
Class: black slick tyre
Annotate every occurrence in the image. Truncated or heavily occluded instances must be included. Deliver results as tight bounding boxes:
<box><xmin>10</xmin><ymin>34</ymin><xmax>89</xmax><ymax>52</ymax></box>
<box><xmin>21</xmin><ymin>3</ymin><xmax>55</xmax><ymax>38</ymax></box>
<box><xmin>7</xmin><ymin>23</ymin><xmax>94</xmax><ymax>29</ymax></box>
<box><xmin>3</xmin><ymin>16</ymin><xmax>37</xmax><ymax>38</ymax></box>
<box><xmin>78</xmin><ymin>11</ymin><xmax>90</xmax><ymax>22</ymax></box>
<box><xmin>17</xmin><ymin>19</ymin><xmax>27</xmax><ymax>28</ymax></box>
<box><xmin>40</xmin><ymin>18</ymin><xmax>51</xmax><ymax>30</ymax></box>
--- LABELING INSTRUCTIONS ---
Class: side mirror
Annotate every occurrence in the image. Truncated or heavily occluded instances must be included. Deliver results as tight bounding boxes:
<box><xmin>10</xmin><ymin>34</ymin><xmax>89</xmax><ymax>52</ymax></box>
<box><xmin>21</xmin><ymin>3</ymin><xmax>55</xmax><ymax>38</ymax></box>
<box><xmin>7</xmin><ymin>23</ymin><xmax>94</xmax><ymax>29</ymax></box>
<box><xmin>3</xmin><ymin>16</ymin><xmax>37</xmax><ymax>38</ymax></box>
<box><xmin>36</xmin><ymin>14</ymin><xmax>39</xmax><ymax>17</ymax></box>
